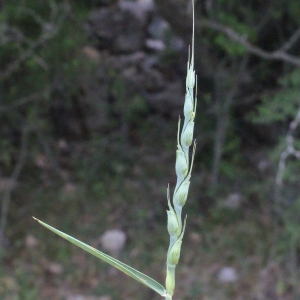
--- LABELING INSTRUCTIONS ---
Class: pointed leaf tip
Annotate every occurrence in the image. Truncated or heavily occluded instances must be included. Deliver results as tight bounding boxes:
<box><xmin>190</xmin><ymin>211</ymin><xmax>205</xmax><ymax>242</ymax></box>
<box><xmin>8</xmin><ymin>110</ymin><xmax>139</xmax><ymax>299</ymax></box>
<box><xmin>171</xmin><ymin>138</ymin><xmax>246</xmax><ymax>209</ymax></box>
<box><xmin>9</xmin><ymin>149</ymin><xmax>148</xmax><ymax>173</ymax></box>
<box><xmin>35</xmin><ymin>219</ymin><xmax>167</xmax><ymax>297</ymax></box>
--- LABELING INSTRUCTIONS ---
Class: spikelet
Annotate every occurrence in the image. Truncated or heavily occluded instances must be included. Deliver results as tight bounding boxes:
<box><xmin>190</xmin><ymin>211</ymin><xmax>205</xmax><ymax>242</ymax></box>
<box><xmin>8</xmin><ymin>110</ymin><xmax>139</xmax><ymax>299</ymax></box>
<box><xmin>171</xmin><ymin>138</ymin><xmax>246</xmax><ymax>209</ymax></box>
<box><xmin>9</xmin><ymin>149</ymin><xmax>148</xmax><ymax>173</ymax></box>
<box><xmin>165</xmin><ymin>0</ymin><xmax>197</xmax><ymax>297</ymax></box>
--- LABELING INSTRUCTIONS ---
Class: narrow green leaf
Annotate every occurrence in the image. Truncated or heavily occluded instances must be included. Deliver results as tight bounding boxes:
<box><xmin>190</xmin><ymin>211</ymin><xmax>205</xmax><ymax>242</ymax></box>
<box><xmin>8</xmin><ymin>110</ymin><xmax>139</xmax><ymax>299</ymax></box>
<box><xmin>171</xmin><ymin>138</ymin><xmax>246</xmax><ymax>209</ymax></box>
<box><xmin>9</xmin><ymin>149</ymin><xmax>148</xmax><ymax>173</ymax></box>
<box><xmin>33</xmin><ymin>217</ymin><xmax>166</xmax><ymax>297</ymax></box>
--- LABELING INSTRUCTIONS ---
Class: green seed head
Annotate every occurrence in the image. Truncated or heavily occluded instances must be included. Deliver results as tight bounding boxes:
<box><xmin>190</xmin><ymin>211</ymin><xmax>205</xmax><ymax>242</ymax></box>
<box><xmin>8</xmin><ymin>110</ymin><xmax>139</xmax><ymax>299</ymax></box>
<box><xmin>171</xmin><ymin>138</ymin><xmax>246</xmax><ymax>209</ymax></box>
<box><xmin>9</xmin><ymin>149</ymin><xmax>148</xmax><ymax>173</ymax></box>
<box><xmin>184</xmin><ymin>93</ymin><xmax>193</xmax><ymax>119</ymax></box>
<box><xmin>167</xmin><ymin>210</ymin><xmax>179</xmax><ymax>236</ymax></box>
<box><xmin>174</xmin><ymin>179</ymin><xmax>190</xmax><ymax>207</ymax></box>
<box><xmin>186</xmin><ymin>67</ymin><xmax>195</xmax><ymax>89</ymax></box>
<box><xmin>175</xmin><ymin>149</ymin><xmax>188</xmax><ymax>178</ymax></box>
<box><xmin>165</xmin><ymin>0</ymin><xmax>196</xmax><ymax>296</ymax></box>
<box><xmin>167</xmin><ymin>239</ymin><xmax>182</xmax><ymax>266</ymax></box>
<box><xmin>181</xmin><ymin>121</ymin><xmax>194</xmax><ymax>147</ymax></box>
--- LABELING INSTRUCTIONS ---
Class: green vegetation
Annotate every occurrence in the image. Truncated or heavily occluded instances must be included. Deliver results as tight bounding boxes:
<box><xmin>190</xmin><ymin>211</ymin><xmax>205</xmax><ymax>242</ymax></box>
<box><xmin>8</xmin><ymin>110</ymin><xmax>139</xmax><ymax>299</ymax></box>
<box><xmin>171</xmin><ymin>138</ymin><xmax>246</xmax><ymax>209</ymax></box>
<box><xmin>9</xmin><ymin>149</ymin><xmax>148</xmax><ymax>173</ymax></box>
<box><xmin>1</xmin><ymin>0</ymin><xmax>300</xmax><ymax>299</ymax></box>
<box><xmin>34</xmin><ymin>2</ymin><xmax>197</xmax><ymax>299</ymax></box>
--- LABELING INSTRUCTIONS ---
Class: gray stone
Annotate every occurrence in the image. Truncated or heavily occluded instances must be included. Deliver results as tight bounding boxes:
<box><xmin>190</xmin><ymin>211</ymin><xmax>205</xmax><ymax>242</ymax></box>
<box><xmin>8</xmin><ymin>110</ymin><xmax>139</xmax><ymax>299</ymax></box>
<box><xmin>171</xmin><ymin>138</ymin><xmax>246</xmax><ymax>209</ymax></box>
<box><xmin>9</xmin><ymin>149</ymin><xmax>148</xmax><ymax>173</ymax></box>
<box><xmin>88</xmin><ymin>5</ymin><xmax>145</xmax><ymax>53</ymax></box>
<box><xmin>100</xmin><ymin>229</ymin><xmax>127</xmax><ymax>256</ymax></box>
<box><xmin>218</xmin><ymin>267</ymin><xmax>238</xmax><ymax>283</ymax></box>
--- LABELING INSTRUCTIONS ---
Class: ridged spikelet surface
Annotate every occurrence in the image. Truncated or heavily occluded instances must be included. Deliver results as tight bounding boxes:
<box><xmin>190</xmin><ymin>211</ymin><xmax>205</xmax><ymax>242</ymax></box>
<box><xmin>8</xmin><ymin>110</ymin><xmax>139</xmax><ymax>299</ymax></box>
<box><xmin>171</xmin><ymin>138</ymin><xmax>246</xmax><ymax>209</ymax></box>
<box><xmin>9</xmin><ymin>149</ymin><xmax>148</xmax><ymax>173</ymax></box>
<box><xmin>165</xmin><ymin>0</ymin><xmax>197</xmax><ymax>297</ymax></box>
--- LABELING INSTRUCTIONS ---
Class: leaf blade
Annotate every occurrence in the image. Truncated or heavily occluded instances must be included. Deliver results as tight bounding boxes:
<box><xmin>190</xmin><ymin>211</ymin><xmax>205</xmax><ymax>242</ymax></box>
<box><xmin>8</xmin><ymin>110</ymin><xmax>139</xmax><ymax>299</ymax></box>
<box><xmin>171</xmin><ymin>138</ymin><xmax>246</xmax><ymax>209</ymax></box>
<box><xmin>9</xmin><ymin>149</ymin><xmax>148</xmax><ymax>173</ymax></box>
<box><xmin>33</xmin><ymin>217</ymin><xmax>166</xmax><ymax>297</ymax></box>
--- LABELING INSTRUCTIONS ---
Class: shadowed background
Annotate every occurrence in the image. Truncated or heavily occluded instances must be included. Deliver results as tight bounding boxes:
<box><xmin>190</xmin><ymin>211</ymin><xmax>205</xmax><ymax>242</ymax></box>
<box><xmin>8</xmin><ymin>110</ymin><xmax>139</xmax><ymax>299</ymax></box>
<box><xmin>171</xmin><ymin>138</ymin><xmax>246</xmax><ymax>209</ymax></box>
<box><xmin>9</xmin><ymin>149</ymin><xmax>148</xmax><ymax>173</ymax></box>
<box><xmin>1</xmin><ymin>0</ymin><xmax>300</xmax><ymax>299</ymax></box>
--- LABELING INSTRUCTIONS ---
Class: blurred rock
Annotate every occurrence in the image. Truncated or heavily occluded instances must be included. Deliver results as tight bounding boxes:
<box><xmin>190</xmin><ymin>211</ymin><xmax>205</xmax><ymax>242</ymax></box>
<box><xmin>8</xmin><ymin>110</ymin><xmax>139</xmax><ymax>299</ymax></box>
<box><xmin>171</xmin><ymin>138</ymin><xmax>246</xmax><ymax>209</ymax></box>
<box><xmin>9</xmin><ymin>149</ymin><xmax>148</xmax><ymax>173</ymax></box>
<box><xmin>100</xmin><ymin>229</ymin><xmax>127</xmax><ymax>256</ymax></box>
<box><xmin>188</xmin><ymin>232</ymin><xmax>201</xmax><ymax>244</ymax></box>
<box><xmin>147</xmin><ymin>16</ymin><xmax>169</xmax><ymax>40</ymax></box>
<box><xmin>258</xmin><ymin>158</ymin><xmax>271</xmax><ymax>172</ymax></box>
<box><xmin>84</xmin><ymin>0</ymin><xmax>187</xmax><ymax>120</ymax></box>
<box><xmin>35</xmin><ymin>154</ymin><xmax>50</xmax><ymax>169</ymax></box>
<box><xmin>83</xmin><ymin>46</ymin><xmax>101</xmax><ymax>61</ymax></box>
<box><xmin>222</xmin><ymin>192</ymin><xmax>244</xmax><ymax>209</ymax></box>
<box><xmin>147</xmin><ymin>14</ymin><xmax>184</xmax><ymax>52</ymax></box>
<box><xmin>145</xmin><ymin>39</ymin><xmax>166</xmax><ymax>51</ymax></box>
<box><xmin>25</xmin><ymin>234</ymin><xmax>39</xmax><ymax>248</ymax></box>
<box><xmin>217</xmin><ymin>267</ymin><xmax>238</xmax><ymax>283</ymax></box>
<box><xmin>47</xmin><ymin>262</ymin><xmax>63</xmax><ymax>275</ymax></box>
<box><xmin>87</xmin><ymin>5</ymin><xmax>146</xmax><ymax>53</ymax></box>
<box><xmin>119</xmin><ymin>0</ymin><xmax>155</xmax><ymax>22</ymax></box>
<box><xmin>62</xmin><ymin>182</ymin><xmax>77</xmax><ymax>197</ymax></box>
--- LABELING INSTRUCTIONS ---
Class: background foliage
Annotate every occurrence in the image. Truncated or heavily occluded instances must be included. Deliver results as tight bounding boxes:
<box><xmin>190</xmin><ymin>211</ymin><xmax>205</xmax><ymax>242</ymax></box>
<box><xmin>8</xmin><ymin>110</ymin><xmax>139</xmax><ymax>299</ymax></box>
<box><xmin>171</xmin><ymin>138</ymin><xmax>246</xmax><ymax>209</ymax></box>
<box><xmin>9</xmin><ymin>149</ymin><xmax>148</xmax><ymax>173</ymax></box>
<box><xmin>1</xmin><ymin>0</ymin><xmax>300</xmax><ymax>299</ymax></box>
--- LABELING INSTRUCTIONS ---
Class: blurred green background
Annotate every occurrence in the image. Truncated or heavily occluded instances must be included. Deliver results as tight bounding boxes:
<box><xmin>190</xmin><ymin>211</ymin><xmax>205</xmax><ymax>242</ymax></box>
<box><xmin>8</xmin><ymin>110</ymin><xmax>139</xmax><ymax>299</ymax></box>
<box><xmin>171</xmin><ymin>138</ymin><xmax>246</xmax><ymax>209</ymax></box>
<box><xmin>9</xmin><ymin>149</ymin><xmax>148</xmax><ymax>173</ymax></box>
<box><xmin>1</xmin><ymin>0</ymin><xmax>300</xmax><ymax>299</ymax></box>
